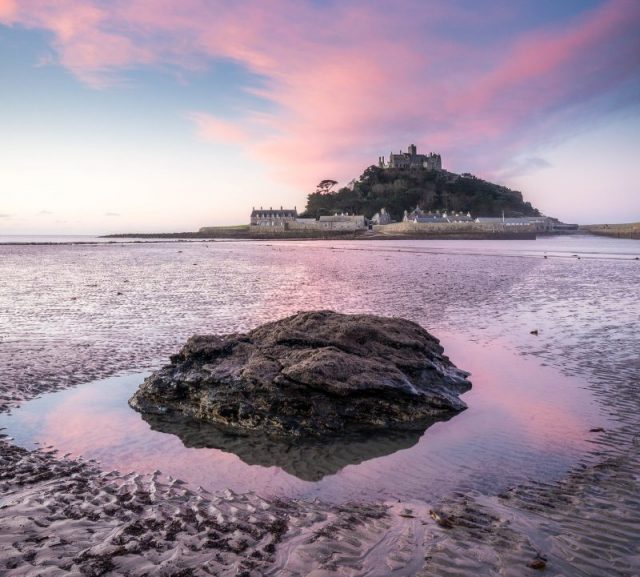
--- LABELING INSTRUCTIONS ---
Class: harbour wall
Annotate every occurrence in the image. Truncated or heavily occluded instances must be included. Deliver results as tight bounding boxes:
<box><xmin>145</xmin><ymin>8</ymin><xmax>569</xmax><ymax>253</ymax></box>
<box><xmin>581</xmin><ymin>223</ymin><xmax>640</xmax><ymax>239</ymax></box>
<box><xmin>373</xmin><ymin>222</ymin><xmax>537</xmax><ymax>238</ymax></box>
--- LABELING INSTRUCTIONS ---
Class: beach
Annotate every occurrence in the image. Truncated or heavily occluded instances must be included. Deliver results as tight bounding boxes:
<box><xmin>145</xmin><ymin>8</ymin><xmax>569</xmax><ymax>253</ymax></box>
<box><xmin>1</xmin><ymin>235</ymin><xmax>639</xmax><ymax>576</ymax></box>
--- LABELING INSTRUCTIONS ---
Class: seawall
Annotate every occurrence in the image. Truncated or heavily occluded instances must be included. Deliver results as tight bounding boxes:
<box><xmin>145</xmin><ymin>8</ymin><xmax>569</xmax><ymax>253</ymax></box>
<box><xmin>198</xmin><ymin>226</ymin><xmax>360</xmax><ymax>239</ymax></box>
<box><xmin>581</xmin><ymin>223</ymin><xmax>640</xmax><ymax>240</ymax></box>
<box><xmin>372</xmin><ymin>222</ymin><xmax>537</xmax><ymax>239</ymax></box>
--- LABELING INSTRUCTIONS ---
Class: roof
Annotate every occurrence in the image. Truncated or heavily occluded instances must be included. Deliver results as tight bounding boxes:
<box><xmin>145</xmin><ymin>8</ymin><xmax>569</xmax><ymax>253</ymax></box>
<box><xmin>251</xmin><ymin>208</ymin><xmax>297</xmax><ymax>217</ymax></box>
<box><xmin>414</xmin><ymin>216</ymin><xmax>448</xmax><ymax>223</ymax></box>
<box><xmin>475</xmin><ymin>217</ymin><xmax>541</xmax><ymax>224</ymax></box>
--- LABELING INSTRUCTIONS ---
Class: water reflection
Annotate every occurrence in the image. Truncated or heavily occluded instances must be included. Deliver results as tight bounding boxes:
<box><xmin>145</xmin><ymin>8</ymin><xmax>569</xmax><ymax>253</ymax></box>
<box><xmin>0</xmin><ymin>335</ymin><xmax>608</xmax><ymax>503</ymax></box>
<box><xmin>140</xmin><ymin>412</ymin><xmax>440</xmax><ymax>482</ymax></box>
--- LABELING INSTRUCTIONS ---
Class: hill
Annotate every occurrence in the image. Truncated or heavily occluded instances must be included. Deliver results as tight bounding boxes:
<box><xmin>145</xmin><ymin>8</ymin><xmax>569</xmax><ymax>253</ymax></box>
<box><xmin>301</xmin><ymin>166</ymin><xmax>541</xmax><ymax>220</ymax></box>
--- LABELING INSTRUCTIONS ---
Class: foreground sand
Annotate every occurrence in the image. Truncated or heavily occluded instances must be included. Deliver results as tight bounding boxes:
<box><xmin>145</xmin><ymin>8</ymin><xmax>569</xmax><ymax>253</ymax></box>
<box><xmin>1</xmin><ymin>240</ymin><xmax>639</xmax><ymax>575</ymax></box>
<box><xmin>1</xmin><ymin>370</ymin><xmax>638</xmax><ymax>576</ymax></box>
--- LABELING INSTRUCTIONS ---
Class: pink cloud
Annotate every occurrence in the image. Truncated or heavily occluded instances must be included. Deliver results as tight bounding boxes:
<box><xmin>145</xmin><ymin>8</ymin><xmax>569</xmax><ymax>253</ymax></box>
<box><xmin>448</xmin><ymin>2</ymin><xmax>639</xmax><ymax>126</ymax></box>
<box><xmin>3</xmin><ymin>0</ymin><xmax>639</xmax><ymax>184</ymax></box>
<box><xmin>0</xmin><ymin>0</ymin><xmax>16</xmax><ymax>21</ymax></box>
<box><xmin>187</xmin><ymin>112</ymin><xmax>250</xmax><ymax>144</ymax></box>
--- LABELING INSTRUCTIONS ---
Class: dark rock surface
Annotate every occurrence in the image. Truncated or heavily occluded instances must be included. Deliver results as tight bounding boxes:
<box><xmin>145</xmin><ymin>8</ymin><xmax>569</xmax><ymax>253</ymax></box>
<box><xmin>129</xmin><ymin>311</ymin><xmax>472</xmax><ymax>437</ymax></box>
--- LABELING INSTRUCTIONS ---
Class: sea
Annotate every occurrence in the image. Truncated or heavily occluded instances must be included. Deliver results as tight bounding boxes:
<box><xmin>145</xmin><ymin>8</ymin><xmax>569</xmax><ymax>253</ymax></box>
<box><xmin>1</xmin><ymin>234</ymin><xmax>638</xmax><ymax>504</ymax></box>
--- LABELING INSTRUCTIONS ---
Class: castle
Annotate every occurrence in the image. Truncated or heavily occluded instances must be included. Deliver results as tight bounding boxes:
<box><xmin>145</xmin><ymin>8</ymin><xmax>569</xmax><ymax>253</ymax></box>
<box><xmin>378</xmin><ymin>144</ymin><xmax>442</xmax><ymax>171</ymax></box>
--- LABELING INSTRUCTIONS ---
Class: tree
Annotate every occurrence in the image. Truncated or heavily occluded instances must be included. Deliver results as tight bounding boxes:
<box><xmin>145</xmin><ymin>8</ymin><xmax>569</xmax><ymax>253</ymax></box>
<box><xmin>316</xmin><ymin>179</ymin><xmax>338</xmax><ymax>194</ymax></box>
<box><xmin>302</xmin><ymin>165</ymin><xmax>541</xmax><ymax>219</ymax></box>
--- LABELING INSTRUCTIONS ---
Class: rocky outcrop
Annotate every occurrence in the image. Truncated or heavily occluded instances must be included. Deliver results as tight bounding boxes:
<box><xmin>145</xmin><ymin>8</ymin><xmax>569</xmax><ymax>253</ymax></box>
<box><xmin>129</xmin><ymin>311</ymin><xmax>471</xmax><ymax>437</ymax></box>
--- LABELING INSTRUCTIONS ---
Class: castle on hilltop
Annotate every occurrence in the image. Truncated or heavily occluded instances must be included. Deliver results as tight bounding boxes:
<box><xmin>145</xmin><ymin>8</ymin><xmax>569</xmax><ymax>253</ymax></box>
<box><xmin>378</xmin><ymin>144</ymin><xmax>442</xmax><ymax>171</ymax></box>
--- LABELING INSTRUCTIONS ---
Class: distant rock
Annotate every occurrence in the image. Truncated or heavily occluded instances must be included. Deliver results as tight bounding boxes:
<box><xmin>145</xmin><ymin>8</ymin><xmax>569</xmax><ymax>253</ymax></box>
<box><xmin>129</xmin><ymin>311</ymin><xmax>472</xmax><ymax>437</ymax></box>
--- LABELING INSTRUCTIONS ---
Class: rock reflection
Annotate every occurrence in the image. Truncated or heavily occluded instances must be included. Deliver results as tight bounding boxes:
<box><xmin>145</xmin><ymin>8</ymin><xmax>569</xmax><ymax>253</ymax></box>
<box><xmin>140</xmin><ymin>411</ymin><xmax>443</xmax><ymax>482</ymax></box>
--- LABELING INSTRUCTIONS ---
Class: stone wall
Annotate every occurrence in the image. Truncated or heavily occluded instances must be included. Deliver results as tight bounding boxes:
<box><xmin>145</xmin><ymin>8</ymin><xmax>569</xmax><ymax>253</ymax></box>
<box><xmin>373</xmin><ymin>221</ymin><xmax>537</xmax><ymax>237</ymax></box>
<box><xmin>286</xmin><ymin>220</ymin><xmax>364</xmax><ymax>231</ymax></box>
<box><xmin>248</xmin><ymin>226</ymin><xmax>358</xmax><ymax>239</ymax></box>
<box><xmin>582</xmin><ymin>223</ymin><xmax>640</xmax><ymax>239</ymax></box>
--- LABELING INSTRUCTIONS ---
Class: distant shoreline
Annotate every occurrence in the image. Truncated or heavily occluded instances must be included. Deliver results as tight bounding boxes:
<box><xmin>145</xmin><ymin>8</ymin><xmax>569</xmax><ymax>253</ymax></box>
<box><xmin>100</xmin><ymin>223</ymin><xmax>640</xmax><ymax>242</ymax></box>
<box><xmin>580</xmin><ymin>222</ymin><xmax>640</xmax><ymax>239</ymax></box>
<box><xmin>3</xmin><ymin>226</ymin><xmax>637</xmax><ymax>246</ymax></box>
<box><xmin>101</xmin><ymin>228</ymin><xmax>538</xmax><ymax>241</ymax></box>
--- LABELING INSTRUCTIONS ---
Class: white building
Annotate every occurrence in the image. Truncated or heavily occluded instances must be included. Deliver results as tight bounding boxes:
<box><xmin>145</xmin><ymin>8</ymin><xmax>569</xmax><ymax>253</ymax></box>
<box><xmin>475</xmin><ymin>216</ymin><xmax>552</xmax><ymax>231</ymax></box>
<box><xmin>371</xmin><ymin>208</ymin><xmax>391</xmax><ymax>225</ymax></box>
<box><xmin>403</xmin><ymin>209</ymin><xmax>473</xmax><ymax>223</ymax></box>
<box><xmin>250</xmin><ymin>207</ymin><xmax>298</xmax><ymax>227</ymax></box>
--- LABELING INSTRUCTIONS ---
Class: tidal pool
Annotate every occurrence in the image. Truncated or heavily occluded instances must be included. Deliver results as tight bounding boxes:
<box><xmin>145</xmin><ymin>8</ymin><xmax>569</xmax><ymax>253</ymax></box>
<box><xmin>0</xmin><ymin>332</ymin><xmax>605</xmax><ymax>504</ymax></box>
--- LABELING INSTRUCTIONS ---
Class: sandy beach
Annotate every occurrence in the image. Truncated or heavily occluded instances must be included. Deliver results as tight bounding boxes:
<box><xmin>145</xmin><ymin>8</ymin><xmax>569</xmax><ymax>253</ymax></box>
<box><xmin>1</xmin><ymin>237</ymin><xmax>639</xmax><ymax>576</ymax></box>
<box><xmin>4</xmin><ymin>0</ymin><xmax>640</xmax><ymax>572</ymax></box>
<box><xmin>2</xmin><ymin>375</ymin><xmax>638</xmax><ymax>576</ymax></box>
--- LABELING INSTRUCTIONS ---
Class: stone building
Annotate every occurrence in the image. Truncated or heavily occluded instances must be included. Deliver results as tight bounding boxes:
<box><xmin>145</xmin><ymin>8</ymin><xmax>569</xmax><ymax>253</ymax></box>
<box><xmin>475</xmin><ymin>216</ymin><xmax>552</xmax><ymax>231</ymax></box>
<box><xmin>317</xmin><ymin>214</ymin><xmax>366</xmax><ymax>230</ymax></box>
<box><xmin>403</xmin><ymin>209</ymin><xmax>472</xmax><ymax>223</ymax></box>
<box><xmin>250</xmin><ymin>207</ymin><xmax>366</xmax><ymax>232</ymax></box>
<box><xmin>287</xmin><ymin>213</ymin><xmax>366</xmax><ymax>231</ymax></box>
<box><xmin>250</xmin><ymin>206</ymin><xmax>298</xmax><ymax>227</ymax></box>
<box><xmin>371</xmin><ymin>207</ymin><xmax>391</xmax><ymax>225</ymax></box>
<box><xmin>378</xmin><ymin>144</ymin><xmax>442</xmax><ymax>171</ymax></box>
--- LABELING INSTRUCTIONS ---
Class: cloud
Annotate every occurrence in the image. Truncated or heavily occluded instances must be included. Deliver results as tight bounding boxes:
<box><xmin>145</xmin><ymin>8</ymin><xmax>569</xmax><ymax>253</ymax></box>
<box><xmin>498</xmin><ymin>157</ymin><xmax>553</xmax><ymax>179</ymax></box>
<box><xmin>3</xmin><ymin>0</ymin><xmax>640</xmax><ymax>183</ymax></box>
<box><xmin>105</xmin><ymin>212</ymin><xmax>120</xmax><ymax>217</ymax></box>
<box><xmin>0</xmin><ymin>213</ymin><xmax>12</xmax><ymax>218</ymax></box>
<box><xmin>0</xmin><ymin>0</ymin><xmax>16</xmax><ymax>20</ymax></box>
<box><xmin>186</xmin><ymin>112</ymin><xmax>250</xmax><ymax>145</ymax></box>
<box><xmin>39</xmin><ymin>209</ymin><xmax>53</xmax><ymax>215</ymax></box>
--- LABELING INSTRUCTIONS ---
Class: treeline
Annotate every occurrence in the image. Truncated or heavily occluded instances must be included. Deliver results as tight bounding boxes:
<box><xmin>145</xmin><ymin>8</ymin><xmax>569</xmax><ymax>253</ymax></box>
<box><xmin>301</xmin><ymin>166</ymin><xmax>541</xmax><ymax>220</ymax></box>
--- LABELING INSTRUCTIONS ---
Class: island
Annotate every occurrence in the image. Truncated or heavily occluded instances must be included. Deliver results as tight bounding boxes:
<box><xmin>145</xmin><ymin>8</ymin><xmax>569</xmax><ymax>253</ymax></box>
<box><xmin>106</xmin><ymin>144</ymin><xmax>580</xmax><ymax>240</ymax></box>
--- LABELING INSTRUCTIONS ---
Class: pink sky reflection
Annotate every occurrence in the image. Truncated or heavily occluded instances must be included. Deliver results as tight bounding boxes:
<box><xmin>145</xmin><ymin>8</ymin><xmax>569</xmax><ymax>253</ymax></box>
<box><xmin>1</xmin><ymin>334</ymin><xmax>605</xmax><ymax>501</ymax></box>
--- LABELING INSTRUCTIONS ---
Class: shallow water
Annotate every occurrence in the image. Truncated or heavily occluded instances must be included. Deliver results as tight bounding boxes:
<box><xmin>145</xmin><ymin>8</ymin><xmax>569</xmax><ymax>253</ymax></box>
<box><xmin>0</xmin><ymin>234</ymin><xmax>143</xmax><ymax>244</ymax></box>
<box><xmin>0</xmin><ymin>234</ymin><xmax>206</xmax><ymax>244</ymax></box>
<box><xmin>0</xmin><ymin>235</ymin><xmax>638</xmax><ymax>504</ymax></box>
<box><xmin>0</xmin><ymin>332</ymin><xmax>605</xmax><ymax>502</ymax></box>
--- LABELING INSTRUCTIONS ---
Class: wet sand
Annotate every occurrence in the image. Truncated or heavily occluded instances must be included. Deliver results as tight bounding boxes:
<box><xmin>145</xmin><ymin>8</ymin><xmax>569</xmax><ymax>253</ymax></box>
<box><xmin>1</xmin><ymin>237</ymin><xmax>639</xmax><ymax>576</ymax></box>
<box><xmin>2</xmin><ymin>368</ymin><xmax>638</xmax><ymax>576</ymax></box>
<box><xmin>0</xmin><ymin>338</ymin><xmax>604</xmax><ymax>500</ymax></box>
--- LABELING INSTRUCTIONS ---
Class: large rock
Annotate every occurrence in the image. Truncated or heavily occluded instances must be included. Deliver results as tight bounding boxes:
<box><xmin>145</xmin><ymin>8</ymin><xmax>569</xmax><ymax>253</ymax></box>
<box><xmin>129</xmin><ymin>311</ymin><xmax>471</xmax><ymax>437</ymax></box>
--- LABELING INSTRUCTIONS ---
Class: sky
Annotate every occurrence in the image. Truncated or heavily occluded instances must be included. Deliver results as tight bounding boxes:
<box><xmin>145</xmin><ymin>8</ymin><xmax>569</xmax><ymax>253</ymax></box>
<box><xmin>1</xmin><ymin>0</ymin><xmax>639</xmax><ymax>233</ymax></box>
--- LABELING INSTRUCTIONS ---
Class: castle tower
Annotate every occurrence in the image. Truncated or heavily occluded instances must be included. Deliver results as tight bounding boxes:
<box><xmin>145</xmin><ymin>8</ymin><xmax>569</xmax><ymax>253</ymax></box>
<box><xmin>408</xmin><ymin>144</ymin><xmax>417</xmax><ymax>156</ymax></box>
